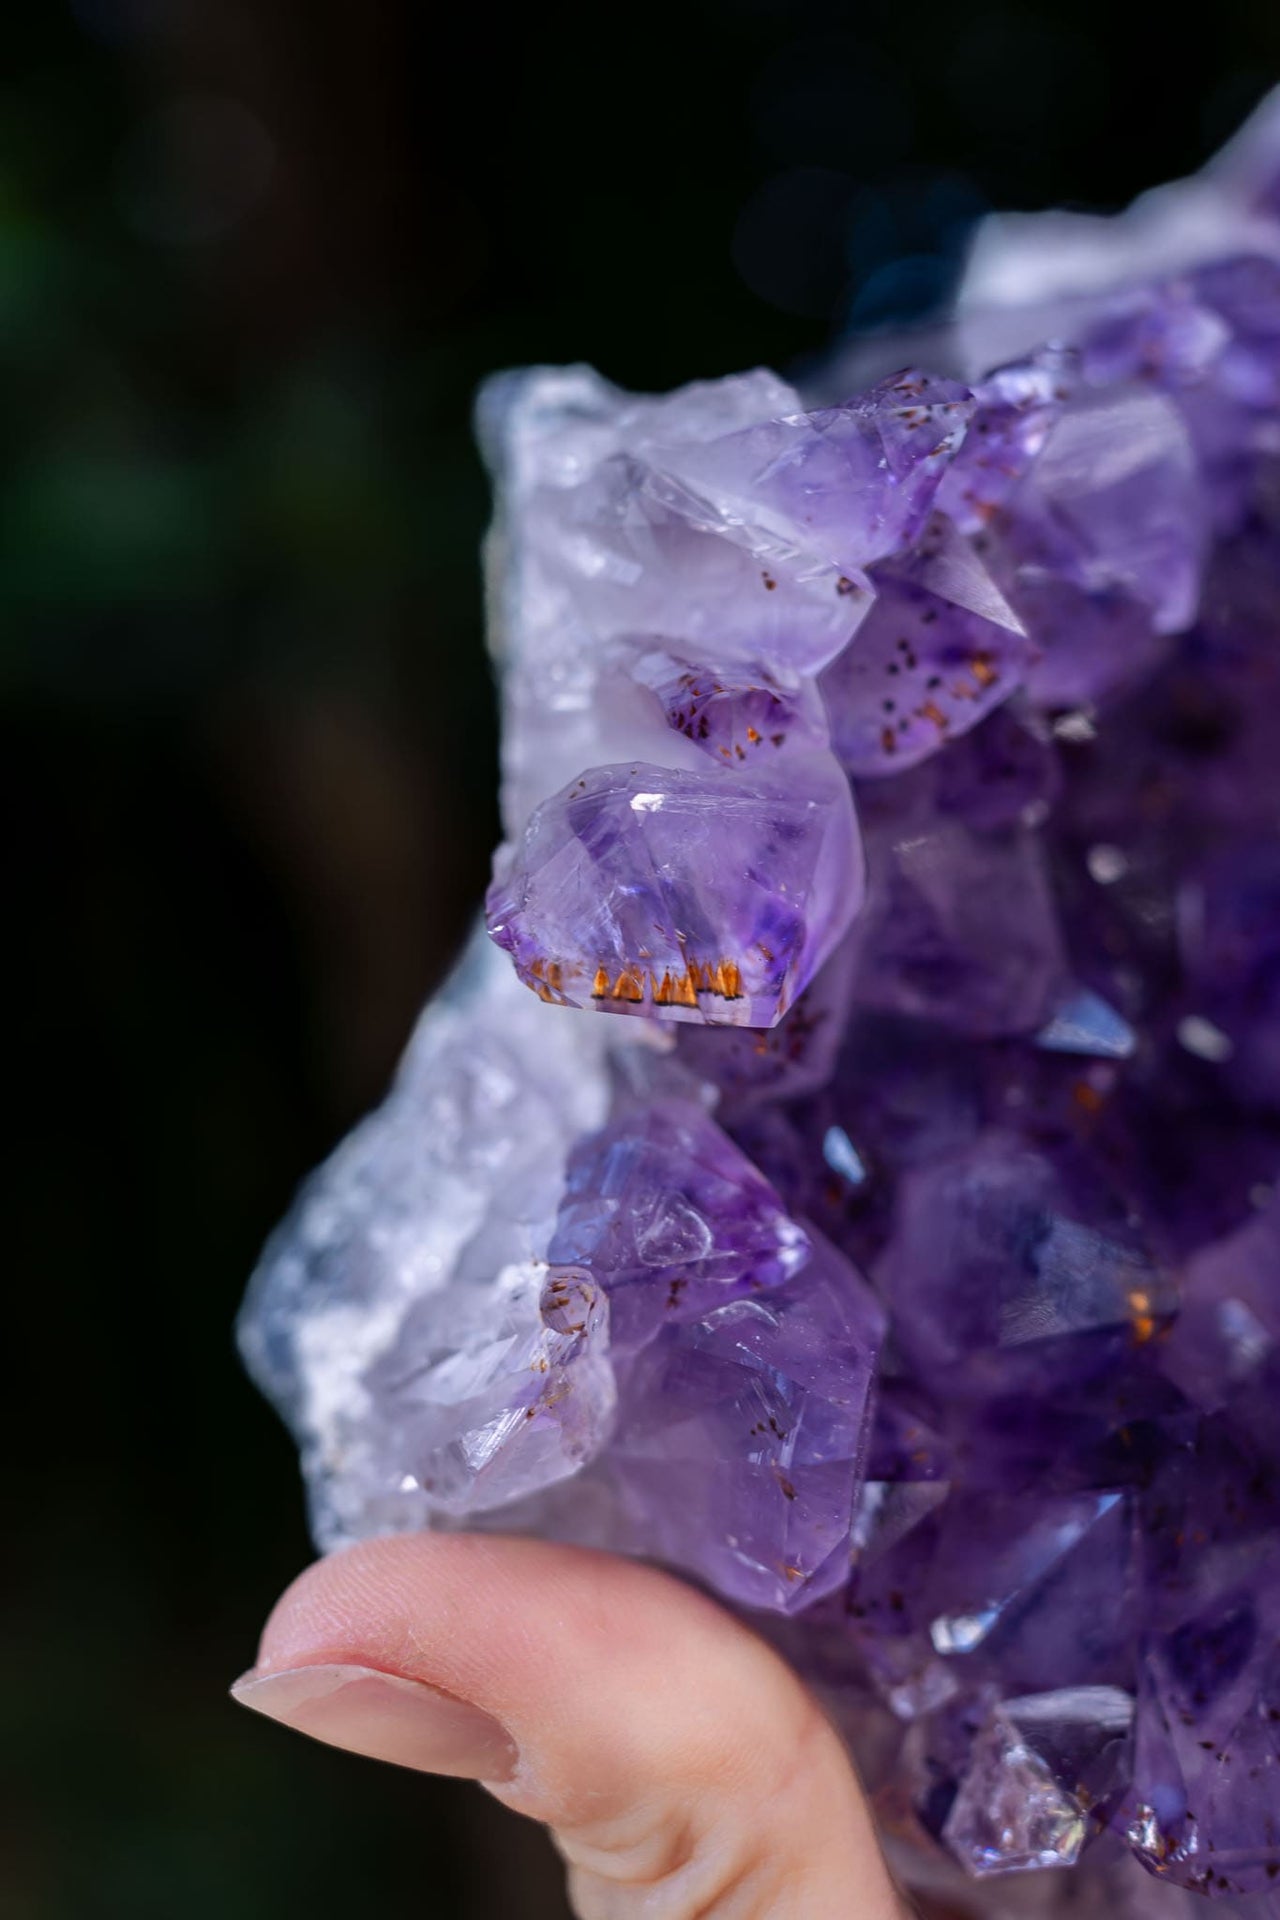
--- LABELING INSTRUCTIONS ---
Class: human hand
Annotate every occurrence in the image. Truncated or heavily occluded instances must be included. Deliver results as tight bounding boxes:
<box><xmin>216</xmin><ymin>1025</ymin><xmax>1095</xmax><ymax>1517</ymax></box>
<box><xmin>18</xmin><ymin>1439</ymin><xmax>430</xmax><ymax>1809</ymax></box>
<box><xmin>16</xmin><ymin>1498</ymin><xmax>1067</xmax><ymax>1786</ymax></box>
<box><xmin>232</xmin><ymin>1534</ymin><xmax>912</xmax><ymax>1919</ymax></box>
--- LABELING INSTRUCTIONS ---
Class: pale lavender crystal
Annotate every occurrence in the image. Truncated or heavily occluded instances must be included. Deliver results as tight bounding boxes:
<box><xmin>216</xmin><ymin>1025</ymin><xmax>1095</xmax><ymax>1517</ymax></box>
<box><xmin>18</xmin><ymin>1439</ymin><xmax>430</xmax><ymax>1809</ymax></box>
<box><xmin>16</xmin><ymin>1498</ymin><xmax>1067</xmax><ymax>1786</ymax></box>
<box><xmin>477</xmin><ymin>362</ymin><xmax>870</xmax><ymax>836</ymax></box>
<box><xmin>1003</xmin><ymin>384</ymin><xmax>1207</xmax><ymax>638</ymax></box>
<box><xmin>487</xmin><ymin>757</ymin><xmax>861</xmax><ymax>1027</ymax></box>
<box><xmin>653</xmin><ymin>369</ymin><xmax>976</xmax><ymax>580</ymax></box>
<box><xmin>1120</xmin><ymin>1549</ymin><xmax>1280</xmax><ymax>1897</ymax></box>
<box><xmin>936</xmin><ymin>349</ymin><xmax>1072</xmax><ymax>536</ymax></box>
<box><xmin>241</xmin><ymin>89</ymin><xmax>1280</xmax><ymax>1914</ymax></box>
<box><xmin>358</xmin><ymin>1263</ymin><xmax>613</xmax><ymax>1518</ymax></box>
<box><xmin>238</xmin><ymin>927</ymin><xmax>619</xmax><ymax>1546</ymax></box>
<box><xmin>1008</xmin><ymin>557</ymin><xmax>1175</xmax><ymax>711</ymax></box>
<box><xmin>547</xmin><ymin>1097</ymin><xmax>810</xmax><ymax>1351</ymax></box>
<box><xmin>1079</xmin><ymin>281</ymin><xmax>1232</xmax><ymax>395</ymax></box>
<box><xmin>946</xmin><ymin>351</ymin><xmax>1212</xmax><ymax>716</ymax></box>
<box><xmin>950</xmin><ymin>86</ymin><xmax>1280</xmax><ymax>375</ymax></box>
<box><xmin>1078</xmin><ymin>258</ymin><xmax>1280</xmax><ymax>531</ymax></box>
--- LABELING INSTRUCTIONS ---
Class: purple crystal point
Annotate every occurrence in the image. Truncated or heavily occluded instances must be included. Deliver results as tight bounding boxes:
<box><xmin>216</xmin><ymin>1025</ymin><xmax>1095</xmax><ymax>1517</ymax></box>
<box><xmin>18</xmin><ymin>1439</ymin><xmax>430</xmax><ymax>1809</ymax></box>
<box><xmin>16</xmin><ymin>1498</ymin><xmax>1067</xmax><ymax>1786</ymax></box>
<box><xmin>850</xmin><ymin>1487</ymin><xmax>1118</xmax><ymax>1664</ymax></box>
<box><xmin>1079</xmin><ymin>280</ymin><xmax>1233</xmax><ymax>395</ymax></box>
<box><xmin>943</xmin><ymin>1686</ymin><xmax>1133</xmax><ymax>1877</ymax></box>
<box><xmin>930</xmin><ymin>700</ymin><xmax>1061</xmax><ymax>829</ymax></box>
<box><xmin>486</xmin><ymin>757</ymin><xmax>862</xmax><ymax>1027</ymax></box>
<box><xmin>853</xmin><ymin>1477</ymin><xmax>951</xmax><ymax>1568</ymax></box>
<box><xmin>951</xmin><ymin>1489</ymin><xmax>1139</xmax><ymax>1698</ymax></box>
<box><xmin>936</xmin><ymin>348</ymin><xmax>1072</xmax><ymax>536</ymax></box>
<box><xmin>364</xmin><ymin>1262</ymin><xmax>614</xmax><ymax>1518</ymax></box>
<box><xmin>936</xmin><ymin>1492</ymin><xmax>1125</xmax><ymax>1660</ymax></box>
<box><xmin>655</xmin><ymin>369</ymin><xmax>975</xmax><ymax>579</ymax></box>
<box><xmin>851</xmin><ymin>796</ymin><xmax>1067</xmax><ymax>1038</ymax></box>
<box><xmin>547</xmin><ymin>1096</ymin><xmax>809</xmax><ymax>1352</ymax></box>
<box><xmin>1161</xmin><ymin>1190</ymin><xmax>1280</xmax><ymax>1410</ymax></box>
<box><xmin>609</xmin><ymin>1228</ymin><xmax>885</xmax><ymax>1612</ymax></box>
<box><xmin>823</xmin><ymin>513</ymin><xmax>1033</xmax><ymax>777</ymax></box>
<box><xmin>675</xmin><ymin>926</ymin><xmax>858</xmax><ymax>1115</ymax></box>
<box><xmin>1122</xmin><ymin>1573</ymin><xmax>1280</xmax><ymax>1897</ymax></box>
<box><xmin>874</xmin><ymin>1136</ymin><xmax>1174</xmax><ymax>1395</ymax></box>
<box><xmin>628</xmin><ymin>648</ymin><xmax>825</xmax><ymax>766</ymax></box>
<box><xmin>1189</xmin><ymin>256</ymin><xmax>1280</xmax><ymax>417</ymax></box>
<box><xmin>1003</xmin><ymin>383</ymin><xmax>1208</xmax><ymax>639</ymax></box>
<box><xmin>1017</xmin><ymin>568</ymin><xmax>1174</xmax><ymax>712</ymax></box>
<box><xmin>865</xmin><ymin>1382</ymin><xmax>950</xmax><ymax>1485</ymax></box>
<box><xmin>939</xmin><ymin>354</ymin><xmax>1216</xmax><ymax>717</ymax></box>
<box><xmin>238</xmin><ymin>927</ymin><xmax>619</xmax><ymax>1546</ymax></box>
<box><xmin>1115</xmin><ymin>1397</ymin><xmax>1280</xmax><ymax>1897</ymax></box>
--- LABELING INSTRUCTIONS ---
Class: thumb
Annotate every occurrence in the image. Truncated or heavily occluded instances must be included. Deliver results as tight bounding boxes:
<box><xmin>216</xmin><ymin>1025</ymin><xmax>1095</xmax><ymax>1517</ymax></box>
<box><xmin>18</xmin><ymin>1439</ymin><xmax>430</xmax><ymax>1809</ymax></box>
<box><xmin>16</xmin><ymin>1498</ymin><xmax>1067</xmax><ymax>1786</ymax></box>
<box><xmin>231</xmin><ymin>1532</ymin><xmax>908</xmax><ymax>1920</ymax></box>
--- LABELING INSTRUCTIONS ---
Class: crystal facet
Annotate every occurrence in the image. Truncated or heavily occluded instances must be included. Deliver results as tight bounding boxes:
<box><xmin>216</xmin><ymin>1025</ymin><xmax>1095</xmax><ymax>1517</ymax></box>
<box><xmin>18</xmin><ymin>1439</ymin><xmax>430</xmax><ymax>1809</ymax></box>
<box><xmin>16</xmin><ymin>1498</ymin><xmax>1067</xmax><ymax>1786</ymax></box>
<box><xmin>547</xmin><ymin>1097</ymin><xmax>810</xmax><ymax>1352</ymax></box>
<box><xmin>486</xmin><ymin>757</ymin><xmax>862</xmax><ymax>1028</ymax></box>
<box><xmin>607</xmin><ymin>1230</ymin><xmax>885</xmax><ymax>1613</ymax></box>
<box><xmin>822</xmin><ymin>512</ymin><xmax>1033</xmax><ymax>776</ymax></box>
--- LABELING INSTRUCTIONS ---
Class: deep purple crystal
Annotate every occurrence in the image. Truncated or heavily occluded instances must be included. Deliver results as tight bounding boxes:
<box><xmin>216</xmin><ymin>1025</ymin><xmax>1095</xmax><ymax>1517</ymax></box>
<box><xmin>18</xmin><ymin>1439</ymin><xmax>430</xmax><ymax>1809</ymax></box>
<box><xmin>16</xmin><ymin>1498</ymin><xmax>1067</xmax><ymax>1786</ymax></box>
<box><xmin>850</xmin><ymin>784</ymin><xmax>1068</xmax><ymax>1038</ymax></box>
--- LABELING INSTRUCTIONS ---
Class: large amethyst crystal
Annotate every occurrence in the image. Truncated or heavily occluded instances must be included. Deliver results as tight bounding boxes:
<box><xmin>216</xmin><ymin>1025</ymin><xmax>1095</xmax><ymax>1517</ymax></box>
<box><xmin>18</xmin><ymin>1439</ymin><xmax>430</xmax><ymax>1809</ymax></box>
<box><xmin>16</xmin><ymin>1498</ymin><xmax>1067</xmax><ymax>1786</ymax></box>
<box><xmin>240</xmin><ymin>95</ymin><xmax>1280</xmax><ymax>1912</ymax></box>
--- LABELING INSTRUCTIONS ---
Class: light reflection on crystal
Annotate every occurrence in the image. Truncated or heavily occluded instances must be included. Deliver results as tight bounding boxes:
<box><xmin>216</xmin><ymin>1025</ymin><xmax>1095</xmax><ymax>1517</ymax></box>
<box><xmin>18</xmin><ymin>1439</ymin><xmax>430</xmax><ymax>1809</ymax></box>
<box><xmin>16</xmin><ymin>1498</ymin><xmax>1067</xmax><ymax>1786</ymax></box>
<box><xmin>1035</xmin><ymin>987</ymin><xmax>1136</xmax><ymax>1060</ymax></box>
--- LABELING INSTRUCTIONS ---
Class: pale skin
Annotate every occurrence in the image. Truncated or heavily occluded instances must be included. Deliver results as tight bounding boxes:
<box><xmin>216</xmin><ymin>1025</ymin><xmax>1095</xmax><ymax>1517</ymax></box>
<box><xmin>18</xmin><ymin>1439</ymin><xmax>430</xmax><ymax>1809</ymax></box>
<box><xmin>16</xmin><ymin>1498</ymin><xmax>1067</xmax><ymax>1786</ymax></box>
<box><xmin>232</xmin><ymin>1533</ymin><xmax>914</xmax><ymax>1920</ymax></box>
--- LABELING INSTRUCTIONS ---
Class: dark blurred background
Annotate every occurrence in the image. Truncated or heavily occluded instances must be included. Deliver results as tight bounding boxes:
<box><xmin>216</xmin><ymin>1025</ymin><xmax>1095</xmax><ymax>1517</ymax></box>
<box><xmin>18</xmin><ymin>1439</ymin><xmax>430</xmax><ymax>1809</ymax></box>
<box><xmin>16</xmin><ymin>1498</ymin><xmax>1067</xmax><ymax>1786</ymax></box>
<box><xmin>5</xmin><ymin>4</ymin><xmax>1280</xmax><ymax>1915</ymax></box>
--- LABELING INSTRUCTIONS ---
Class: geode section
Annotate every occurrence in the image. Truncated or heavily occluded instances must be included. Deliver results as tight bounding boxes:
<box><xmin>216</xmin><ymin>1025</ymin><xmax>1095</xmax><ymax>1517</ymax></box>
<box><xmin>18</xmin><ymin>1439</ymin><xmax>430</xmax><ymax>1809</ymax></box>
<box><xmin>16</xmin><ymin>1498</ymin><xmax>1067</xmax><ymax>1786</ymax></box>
<box><xmin>242</xmin><ymin>93</ymin><xmax>1280</xmax><ymax>1915</ymax></box>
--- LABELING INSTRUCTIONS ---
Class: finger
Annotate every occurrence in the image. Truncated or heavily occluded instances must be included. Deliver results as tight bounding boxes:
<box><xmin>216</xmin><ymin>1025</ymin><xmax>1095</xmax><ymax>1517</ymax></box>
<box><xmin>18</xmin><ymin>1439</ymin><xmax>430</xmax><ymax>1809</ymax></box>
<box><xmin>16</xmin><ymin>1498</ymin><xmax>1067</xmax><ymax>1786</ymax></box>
<box><xmin>232</xmin><ymin>1532</ymin><xmax>907</xmax><ymax>1920</ymax></box>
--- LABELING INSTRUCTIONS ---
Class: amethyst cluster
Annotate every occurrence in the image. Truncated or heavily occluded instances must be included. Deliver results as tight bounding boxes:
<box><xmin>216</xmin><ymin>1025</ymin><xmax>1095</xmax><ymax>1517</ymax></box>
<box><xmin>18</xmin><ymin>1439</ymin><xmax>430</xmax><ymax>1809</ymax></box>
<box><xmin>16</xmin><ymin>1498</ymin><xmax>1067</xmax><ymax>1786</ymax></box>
<box><xmin>241</xmin><ymin>100</ymin><xmax>1280</xmax><ymax>1913</ymax></box>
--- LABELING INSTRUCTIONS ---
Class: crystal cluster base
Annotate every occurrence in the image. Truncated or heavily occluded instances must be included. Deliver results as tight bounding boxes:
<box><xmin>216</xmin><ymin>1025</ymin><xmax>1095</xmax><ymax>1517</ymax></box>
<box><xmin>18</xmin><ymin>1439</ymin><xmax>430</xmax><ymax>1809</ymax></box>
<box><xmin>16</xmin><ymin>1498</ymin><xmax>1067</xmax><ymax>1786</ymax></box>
<box><xmin>241</xmin><ymin>95</ymin><xmax>1280</xmax><ymax>1915</ymax></box>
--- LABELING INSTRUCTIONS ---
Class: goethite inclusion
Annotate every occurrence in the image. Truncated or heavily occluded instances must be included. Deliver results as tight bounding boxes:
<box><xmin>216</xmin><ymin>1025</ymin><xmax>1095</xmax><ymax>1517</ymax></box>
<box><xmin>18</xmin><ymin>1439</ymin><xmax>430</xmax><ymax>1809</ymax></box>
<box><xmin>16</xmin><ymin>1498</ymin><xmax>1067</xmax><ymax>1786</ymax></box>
<box><xmin>241</xmin><ymin>98</ymin><xmax>1280</xmax><ymax>1914</ymax></box>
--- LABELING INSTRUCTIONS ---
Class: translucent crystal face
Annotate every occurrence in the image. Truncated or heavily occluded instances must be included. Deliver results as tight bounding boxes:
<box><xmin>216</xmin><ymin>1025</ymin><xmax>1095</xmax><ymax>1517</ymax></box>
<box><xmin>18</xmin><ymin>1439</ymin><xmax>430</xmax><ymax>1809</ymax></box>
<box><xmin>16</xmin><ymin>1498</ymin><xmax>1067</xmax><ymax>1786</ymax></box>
<box><xmin>486</xmin><ymin>757</ymin><xmax>862</xmax><ymax>1028</ymax></box>
<box><xmin>822</xmin><ymin>512</ymin><xmax>1033</xmax><ymax>777</ymax></box>
<box><xmin>547</xmin><ymin>1098</ymin><xmax>812</xmax><ymax>1351</ymax></box>
<box><xmin>242</xmin><ymin>88</ymin><xmax>1280</xmax><ymax>1914</ymax></box>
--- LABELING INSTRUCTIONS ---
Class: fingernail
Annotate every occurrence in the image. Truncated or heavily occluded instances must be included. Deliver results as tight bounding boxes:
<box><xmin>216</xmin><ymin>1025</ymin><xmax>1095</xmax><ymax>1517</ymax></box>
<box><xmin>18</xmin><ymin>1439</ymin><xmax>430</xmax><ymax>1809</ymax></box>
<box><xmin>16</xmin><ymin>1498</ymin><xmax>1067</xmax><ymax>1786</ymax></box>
<box><xmin>230</xmin><ymin>1663</ymin><xmax>518</xmax><ymax>1782</ymax></box>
